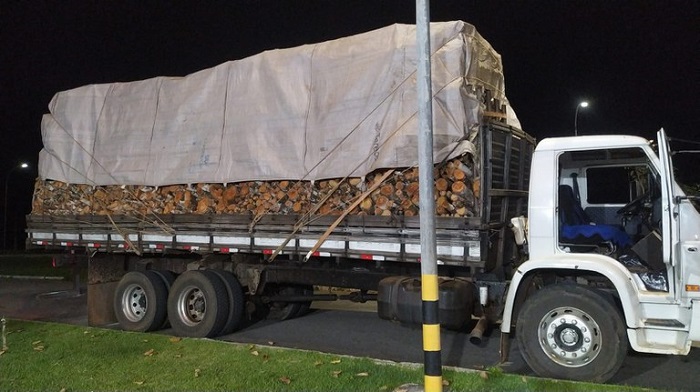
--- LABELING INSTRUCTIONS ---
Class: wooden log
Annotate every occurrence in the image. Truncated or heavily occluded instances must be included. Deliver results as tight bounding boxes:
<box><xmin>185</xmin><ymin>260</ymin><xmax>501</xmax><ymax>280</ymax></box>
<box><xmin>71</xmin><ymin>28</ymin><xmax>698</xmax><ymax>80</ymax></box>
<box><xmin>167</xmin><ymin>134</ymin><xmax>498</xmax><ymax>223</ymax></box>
<box><xmin>224</xmin><ymin>186</ymin><xmax>238</xmax><ymax>201</ymax></box>
<box><xmin>451</xmin><ymin>181</ymin><xmax>466</xmax><ymax>194</ymax></box>
<box><xmin>405</xmin><ymin>182</ymin><xmax>419</xmax><ymax>196</ymax></box>
<box><xmin>31</xmin><ymin>151</ymin><xmax>482</xmax><ymax>218</ymax></box>
<box><xmin>375</xmin><ymin>195</ymin><xmax>390</xmax><ymax>210</ymax></box>
<box><xmin>380</xmin><ymin>184</ymin><xmax>394</xmax><ymax>197</ymax></box>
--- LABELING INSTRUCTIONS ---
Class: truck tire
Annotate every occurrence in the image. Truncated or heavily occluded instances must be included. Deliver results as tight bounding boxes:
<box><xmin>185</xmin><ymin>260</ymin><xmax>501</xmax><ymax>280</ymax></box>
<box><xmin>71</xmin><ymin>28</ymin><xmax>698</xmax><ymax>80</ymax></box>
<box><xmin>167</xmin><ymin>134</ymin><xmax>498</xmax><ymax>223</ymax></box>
<box><xmin>294</xmin><ymin>285</ymin><xmax>314</xmax><ymax>318</ymax></box>
<box><xmin>151</xmin><ymin>270</ymin><xmax>177</xmax><ymax>329</ymax></box>
<box><xmin>267</xmin><ymin>286</ymin><xmax>301</xmax><ymax>321</ymax></box>
<box><xmin>152</xmin><ymin>269</ymin><xmax>176</xmax><ymax>290</ymax></box>
<box><xmin>167</xmin><ymin>270</ymin><xmax>230</xmax><ymax>338</ymax></box>
<box><xmin>516</xmin><ymin>284</ymin><xmax>627</xmax><ymax>383</ymax></box>
<box><xmin>266</xmin><ymin>285</ymin><xmax>302</xmax><ymax>320</ymax></box>
<box><xmin>113</xmin><ymin>271</ymin><xmax>168</xmax><ymax>332</ymax></box>
<box><xmin>210</xmin><ymin>270</ymin><xmax>245</xmax><ymax>335</ymax></box>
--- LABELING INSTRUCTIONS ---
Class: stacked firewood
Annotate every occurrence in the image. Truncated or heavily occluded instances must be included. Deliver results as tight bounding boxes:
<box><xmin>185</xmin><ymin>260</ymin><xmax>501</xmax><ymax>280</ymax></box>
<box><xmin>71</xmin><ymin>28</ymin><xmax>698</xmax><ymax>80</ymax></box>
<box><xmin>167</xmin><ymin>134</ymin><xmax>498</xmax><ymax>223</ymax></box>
<box><xmin>31</xmin><ymin>156</ymin><xmax>478</xmax><ymax>218</ymax></box>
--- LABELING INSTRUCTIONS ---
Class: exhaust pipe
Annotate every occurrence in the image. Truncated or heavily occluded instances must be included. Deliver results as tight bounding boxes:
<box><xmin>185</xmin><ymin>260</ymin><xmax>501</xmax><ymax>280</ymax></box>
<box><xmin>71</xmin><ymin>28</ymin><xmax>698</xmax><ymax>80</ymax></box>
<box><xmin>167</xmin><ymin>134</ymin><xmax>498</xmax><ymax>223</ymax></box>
<box><xmin>469</xmin><ymin>317</ymin><xmax>488</xmax><ymax>345</ymax></box>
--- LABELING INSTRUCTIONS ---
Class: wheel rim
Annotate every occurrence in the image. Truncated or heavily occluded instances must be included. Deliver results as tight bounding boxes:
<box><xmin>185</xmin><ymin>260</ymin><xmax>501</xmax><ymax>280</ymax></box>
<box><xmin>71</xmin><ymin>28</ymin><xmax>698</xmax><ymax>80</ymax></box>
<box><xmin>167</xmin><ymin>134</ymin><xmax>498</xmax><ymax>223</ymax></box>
<box><xmin>121</xmin><ymin>283</ymin><xmax>147</xmax><ymax>322</ymax></box>
<box><xmin>537</xmin><ymin>306</ymin><xmax>601</xmax><ymax>367</ymax></box>
<box><xmin>175</xmin><ymin>285</ymin><xmax>207</xmax><ymax>327</ymax></box>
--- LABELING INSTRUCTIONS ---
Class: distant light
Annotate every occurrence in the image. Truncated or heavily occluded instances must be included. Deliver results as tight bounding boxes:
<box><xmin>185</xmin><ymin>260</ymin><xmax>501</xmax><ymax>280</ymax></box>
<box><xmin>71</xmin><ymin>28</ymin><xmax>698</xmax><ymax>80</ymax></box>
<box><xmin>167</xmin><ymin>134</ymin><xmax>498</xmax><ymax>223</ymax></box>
<box><xmin>574</xmin><ymin>101</ymin><xmax>590</xmax><ymax>136</ymax></box>
<box><xmin>19</xmin><ymin>163</ymin><xmax>29</xmax><ymax>169</ymax></box>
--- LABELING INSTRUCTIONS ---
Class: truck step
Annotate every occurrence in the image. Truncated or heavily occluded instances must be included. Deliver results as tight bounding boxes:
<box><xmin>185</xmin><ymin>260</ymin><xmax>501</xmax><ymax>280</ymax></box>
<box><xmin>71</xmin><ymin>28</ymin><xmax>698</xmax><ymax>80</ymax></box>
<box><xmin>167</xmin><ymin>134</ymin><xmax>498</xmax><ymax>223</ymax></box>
<box><xmin>643</xmin><ymin>318</ymin><xmax>685</xmax><ymax>328</ymax></box>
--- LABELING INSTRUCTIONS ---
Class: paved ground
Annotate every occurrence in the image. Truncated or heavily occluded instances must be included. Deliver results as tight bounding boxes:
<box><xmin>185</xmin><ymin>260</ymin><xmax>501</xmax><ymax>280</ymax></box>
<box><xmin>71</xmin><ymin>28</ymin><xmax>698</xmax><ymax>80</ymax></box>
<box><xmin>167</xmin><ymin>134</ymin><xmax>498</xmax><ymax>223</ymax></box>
<box><xmin>4</xmin><ymin>277</ymin><xmax>700</xmax><ymax>390</ymax></box>
<box><xmin>0</xmin><ymin>277</ymin><xmax>87</xmax><ymax>325</ymax></box>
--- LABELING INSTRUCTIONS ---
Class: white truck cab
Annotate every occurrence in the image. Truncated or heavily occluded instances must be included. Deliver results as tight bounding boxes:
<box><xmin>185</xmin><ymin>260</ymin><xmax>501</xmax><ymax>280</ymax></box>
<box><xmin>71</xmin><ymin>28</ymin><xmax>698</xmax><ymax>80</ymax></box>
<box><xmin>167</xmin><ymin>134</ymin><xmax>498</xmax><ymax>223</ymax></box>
<box><xmin>503</xmin><ymin>129</ymin><xmax>700</xmax><ymax>382</ymax></box>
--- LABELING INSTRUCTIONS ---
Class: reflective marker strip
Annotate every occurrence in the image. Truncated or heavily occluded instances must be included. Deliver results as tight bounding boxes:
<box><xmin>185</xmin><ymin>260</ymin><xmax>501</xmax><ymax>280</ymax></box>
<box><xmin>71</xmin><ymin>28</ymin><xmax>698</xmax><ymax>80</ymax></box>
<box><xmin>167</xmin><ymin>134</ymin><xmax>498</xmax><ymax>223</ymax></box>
<box><xmin>214</xmin><ymin>248</ymin><xmax>240</xmax><ymax>254</ymax></box>
<box><xmin>360</xmin><ymin>254</ymin><xmax>385</xmax><ymax>261</ymax></box>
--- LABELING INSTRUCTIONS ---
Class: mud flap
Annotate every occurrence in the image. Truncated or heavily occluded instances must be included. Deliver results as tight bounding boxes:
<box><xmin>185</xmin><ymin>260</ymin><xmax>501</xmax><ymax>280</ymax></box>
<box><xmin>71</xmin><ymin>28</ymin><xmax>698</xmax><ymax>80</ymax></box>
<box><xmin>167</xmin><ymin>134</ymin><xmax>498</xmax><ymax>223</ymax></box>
<box><xmin>499</xmin><ymin>331</ymin><xmax>511</xmax><ymax>364</ymax></box>
<box><xmin>88</xmin><ymin>281</ymin><xmax>118</xmax><ymax>326</ymax></box>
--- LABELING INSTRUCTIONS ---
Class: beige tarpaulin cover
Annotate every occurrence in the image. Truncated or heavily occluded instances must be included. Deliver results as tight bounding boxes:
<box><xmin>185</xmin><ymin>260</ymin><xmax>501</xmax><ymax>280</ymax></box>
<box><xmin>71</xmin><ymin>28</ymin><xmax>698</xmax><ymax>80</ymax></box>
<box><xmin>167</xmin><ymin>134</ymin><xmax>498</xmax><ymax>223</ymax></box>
<box><xmin>38</xmin><ymin>21</ymin><xmax>520</xmax><ymax>186</ymax></box>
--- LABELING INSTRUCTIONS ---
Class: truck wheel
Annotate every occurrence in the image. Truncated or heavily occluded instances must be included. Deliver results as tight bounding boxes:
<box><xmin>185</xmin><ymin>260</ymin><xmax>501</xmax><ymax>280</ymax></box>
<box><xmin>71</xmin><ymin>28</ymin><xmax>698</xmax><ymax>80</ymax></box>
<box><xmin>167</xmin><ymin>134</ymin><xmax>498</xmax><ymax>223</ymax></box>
<box><xmin>210</xmin><ymin>270</ymin><xmax>245</xmax><ymax>335</ymax></box>
<box><xmin>152</xmin><ymin>269</ymin><xmax>176</xmax><ymax>290</ymax></box>
<box><xmin>113</xmin><ymin>271</ymin><xmax>168</xmax><ymax>332</ymax></box>
<box><xmin>167</xmin><ymin>270</ymin><xmax>230</xmax><ymax>338</ymax></box>
<box><xmin>151</xmin><ymin>270</ymin><xmax>177</xmax><ymax>329</ymax></box>
<box><xmin>266</xmin><ymin>285</ymin><xmax>302</xmax><ymax>320</ymax></box>
<box><xmin>294</xmin><ymin>285</ymin><xmax>314</xmax><ymax>318</ymax></box>
<box><xmin>516</xmin><ymin>284</ymin><xmax>628</xmax><ymax>383</ymax></box>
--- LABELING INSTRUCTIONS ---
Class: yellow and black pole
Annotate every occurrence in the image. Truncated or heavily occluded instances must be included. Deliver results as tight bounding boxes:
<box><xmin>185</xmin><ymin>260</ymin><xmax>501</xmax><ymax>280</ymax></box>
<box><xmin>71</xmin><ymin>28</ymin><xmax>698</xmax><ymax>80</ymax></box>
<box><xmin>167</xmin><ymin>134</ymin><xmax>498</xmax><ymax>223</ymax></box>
<box><xmin>421</xmin><ymin>275</ymin><xmax>442</xmax><ymax>391</ymax></box>
<box><xmin>416</xmin><ymin>1</ymin><xmax>442</xmax><ymax>391</ymax></box>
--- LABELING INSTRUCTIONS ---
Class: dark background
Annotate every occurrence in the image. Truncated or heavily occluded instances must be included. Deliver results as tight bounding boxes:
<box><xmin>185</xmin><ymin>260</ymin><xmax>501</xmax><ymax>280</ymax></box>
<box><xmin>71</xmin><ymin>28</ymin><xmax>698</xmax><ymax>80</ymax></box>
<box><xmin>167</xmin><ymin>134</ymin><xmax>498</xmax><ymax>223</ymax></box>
<box><xmin>1</xmin><ymin>1</ymin><xmax>698</xmax><ymax>249</ymax></box>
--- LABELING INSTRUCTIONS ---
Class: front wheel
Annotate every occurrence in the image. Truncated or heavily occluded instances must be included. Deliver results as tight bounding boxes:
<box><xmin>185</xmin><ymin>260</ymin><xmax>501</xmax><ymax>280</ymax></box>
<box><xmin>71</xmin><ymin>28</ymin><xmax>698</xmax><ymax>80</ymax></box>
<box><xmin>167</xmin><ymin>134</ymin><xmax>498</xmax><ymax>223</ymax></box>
<box><xmin>516</xmin><ymin>284</ymin><xmax>628</xmax><ymax>383</ymax></box>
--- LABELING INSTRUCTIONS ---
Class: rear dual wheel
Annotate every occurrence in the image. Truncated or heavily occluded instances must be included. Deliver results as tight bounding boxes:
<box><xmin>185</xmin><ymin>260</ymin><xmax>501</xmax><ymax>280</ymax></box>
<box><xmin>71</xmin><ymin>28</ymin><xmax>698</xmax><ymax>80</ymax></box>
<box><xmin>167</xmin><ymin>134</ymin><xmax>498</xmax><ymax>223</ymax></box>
<box><xmin>266</xmin><ymin>284</ymin><xmax>314</xmax><ymax>320</ymax></box>
<box><xmin>151</xmin><ymin>270</ymin><xmax>176</xmax><ymax>329</ymax></box>
<box><xmin>167</xmin><ymin>270</ymin><xmax>245</xmax><ymax>338</ymax></box>
<box><xmin>210</xmin><ymin>270</ymin><xmax>246</xmax><ymax>335</ymax></box>
<box><xmin>113</xmin><ymin>271</ymin><xmax>168</xmax><ymax>332</ymax></box>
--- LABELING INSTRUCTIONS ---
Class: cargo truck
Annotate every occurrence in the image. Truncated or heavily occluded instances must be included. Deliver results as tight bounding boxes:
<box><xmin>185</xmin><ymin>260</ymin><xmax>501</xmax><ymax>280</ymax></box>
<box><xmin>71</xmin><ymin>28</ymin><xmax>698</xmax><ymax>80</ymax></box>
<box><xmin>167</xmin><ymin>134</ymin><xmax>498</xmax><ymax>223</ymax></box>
<box><xmin>25</xmin><ymin>21</ymin><xmax>700</xmax><ymax>382</ymax></box>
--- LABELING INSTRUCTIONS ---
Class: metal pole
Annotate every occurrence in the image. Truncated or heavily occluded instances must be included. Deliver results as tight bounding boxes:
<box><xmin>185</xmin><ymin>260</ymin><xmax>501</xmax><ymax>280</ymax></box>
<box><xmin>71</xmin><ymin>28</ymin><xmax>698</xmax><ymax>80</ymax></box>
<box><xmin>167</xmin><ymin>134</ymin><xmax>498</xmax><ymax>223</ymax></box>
<box><xmin>416</xmin><ymin>1</ymin><xmax>442</xmax><ymax>391</ymax></box>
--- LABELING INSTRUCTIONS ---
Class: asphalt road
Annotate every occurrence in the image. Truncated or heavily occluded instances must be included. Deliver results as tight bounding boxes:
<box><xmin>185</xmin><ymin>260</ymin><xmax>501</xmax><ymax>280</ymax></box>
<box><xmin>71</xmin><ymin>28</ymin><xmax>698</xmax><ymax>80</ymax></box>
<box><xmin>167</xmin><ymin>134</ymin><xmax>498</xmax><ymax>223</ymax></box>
<box><xmin>2</xmin><ymin>277</ymin><xmax>698</xmax><ymax>390</ymax></box>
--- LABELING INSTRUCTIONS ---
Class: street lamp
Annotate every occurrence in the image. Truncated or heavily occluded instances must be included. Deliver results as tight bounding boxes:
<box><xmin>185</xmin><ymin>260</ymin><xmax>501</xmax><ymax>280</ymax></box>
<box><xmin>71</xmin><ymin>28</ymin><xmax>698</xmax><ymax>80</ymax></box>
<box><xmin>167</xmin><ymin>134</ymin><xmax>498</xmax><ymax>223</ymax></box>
<box><xmin>3</xmin><ymin>162</ymin><xmax>29</xmax><ymax>251</ymax></box>
<box><xmin>574</xmin><ymin>101</ymin><xmax>589</xmax><ymax>136</ymax></box>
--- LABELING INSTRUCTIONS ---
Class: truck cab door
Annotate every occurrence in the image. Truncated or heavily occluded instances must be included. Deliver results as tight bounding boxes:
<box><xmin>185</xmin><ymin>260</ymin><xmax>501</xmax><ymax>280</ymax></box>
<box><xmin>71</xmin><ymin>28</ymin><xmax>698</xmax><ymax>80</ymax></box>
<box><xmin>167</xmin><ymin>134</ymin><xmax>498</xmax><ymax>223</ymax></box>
<box><xmin>657</xmin><ymin>128</ymin><xmax>678</xmax><ymax>268</ymax></box>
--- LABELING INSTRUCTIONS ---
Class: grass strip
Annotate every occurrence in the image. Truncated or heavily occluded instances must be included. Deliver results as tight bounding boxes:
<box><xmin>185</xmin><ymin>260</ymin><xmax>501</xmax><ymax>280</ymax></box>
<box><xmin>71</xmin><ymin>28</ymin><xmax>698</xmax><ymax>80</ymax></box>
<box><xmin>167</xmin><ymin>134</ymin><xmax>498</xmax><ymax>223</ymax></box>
<box><xmin>0</xmin><ymin>319</ymin><xmax>649</xmax><ymax>391</ymax></box>
<box><xmin>0</xmin><ymin>254</ymin><xmax>76</xmax><ymax>280</ymax></box>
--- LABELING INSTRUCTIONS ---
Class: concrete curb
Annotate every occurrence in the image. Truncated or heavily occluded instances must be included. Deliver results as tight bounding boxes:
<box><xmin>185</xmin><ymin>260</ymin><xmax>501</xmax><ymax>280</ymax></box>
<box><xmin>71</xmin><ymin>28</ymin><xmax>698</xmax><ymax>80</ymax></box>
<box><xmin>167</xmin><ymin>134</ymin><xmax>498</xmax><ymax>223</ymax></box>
<box><xmin>0</xmin><ymin>275</ymin><xmax>65</xmax><ymax>280</ymax></box>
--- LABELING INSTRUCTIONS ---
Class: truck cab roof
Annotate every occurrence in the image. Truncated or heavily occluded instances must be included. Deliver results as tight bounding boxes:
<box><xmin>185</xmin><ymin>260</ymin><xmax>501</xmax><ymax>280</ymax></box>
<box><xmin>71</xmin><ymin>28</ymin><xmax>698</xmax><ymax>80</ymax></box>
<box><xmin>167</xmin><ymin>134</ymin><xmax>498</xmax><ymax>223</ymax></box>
<box><xmin>536</xmin><ymin>135</ymin><xmax>652</xmax><ymax>152</ymax></box>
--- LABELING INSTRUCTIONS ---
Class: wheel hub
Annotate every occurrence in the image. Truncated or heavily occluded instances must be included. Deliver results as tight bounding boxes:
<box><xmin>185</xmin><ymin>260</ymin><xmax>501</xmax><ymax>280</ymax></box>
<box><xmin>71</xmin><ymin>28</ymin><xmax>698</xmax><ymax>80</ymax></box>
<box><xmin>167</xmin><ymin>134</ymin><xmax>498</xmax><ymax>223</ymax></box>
<box><xmin>177</xmin><ymin>286</ymin><xmax>206</xmax><ymax>326</ymax></box>
<box><xmin>121</xmin><ymin>284</ymin><xmax>147</xmax><ymax>322</ymax></box>
<box><xmin>559</xmin><ymin>327</ymin><xmax>579</xmax><ymax>346</ymax></box>
<box><xmin>538</xmin><ymin>307</ymin><xmax>601</xmax><ymax>367</ymax></box>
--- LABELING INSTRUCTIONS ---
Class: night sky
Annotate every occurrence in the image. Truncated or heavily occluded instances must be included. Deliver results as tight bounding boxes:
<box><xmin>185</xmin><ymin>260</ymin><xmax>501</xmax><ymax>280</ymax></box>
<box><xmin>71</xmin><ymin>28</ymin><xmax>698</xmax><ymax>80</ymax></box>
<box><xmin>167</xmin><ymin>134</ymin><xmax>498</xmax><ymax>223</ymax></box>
<box><xmin>1</xmin><ymin>1</ymin><xmax>698</xmax><ymax>247</ymax></box>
